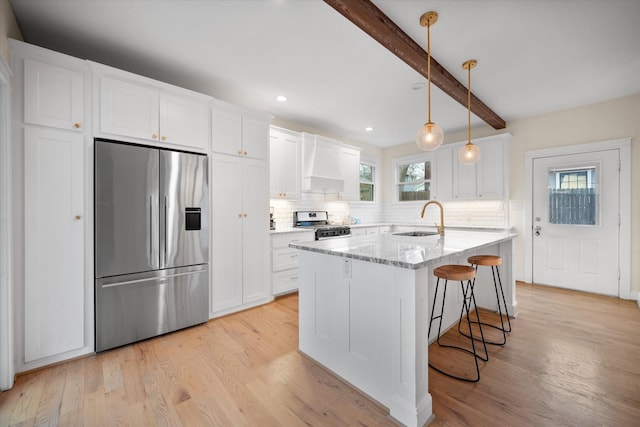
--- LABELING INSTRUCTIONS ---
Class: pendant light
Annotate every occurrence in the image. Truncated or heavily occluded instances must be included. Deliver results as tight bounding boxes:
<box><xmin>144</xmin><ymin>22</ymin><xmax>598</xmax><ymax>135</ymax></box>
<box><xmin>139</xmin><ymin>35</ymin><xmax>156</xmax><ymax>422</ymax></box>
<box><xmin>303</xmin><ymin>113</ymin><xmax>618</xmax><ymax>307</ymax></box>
<box><xmin>459</xmin><ymin>59</ymin><xmax>481</xmax><ymax>165</ymax></box>
<box><xmin>416</xmin><ymin>11</ymin><xmax>444</xmax><ymax>151</ymax></box>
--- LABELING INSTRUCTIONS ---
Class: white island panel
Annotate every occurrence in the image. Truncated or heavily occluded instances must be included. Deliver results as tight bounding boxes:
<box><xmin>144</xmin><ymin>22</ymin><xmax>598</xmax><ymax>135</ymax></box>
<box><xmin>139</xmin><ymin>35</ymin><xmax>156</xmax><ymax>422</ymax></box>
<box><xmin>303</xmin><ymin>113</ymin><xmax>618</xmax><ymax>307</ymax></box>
<box><xmin>295</xmin><ymin>230</ymin><xmax>516</xmax><ymax>427</ymax></box>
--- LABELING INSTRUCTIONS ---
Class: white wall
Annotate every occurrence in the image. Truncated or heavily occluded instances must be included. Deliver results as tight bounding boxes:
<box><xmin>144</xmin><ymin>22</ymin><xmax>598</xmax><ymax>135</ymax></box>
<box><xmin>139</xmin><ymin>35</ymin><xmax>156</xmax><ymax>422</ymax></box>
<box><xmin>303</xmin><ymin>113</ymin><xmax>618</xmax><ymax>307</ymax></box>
<box><xmin>0</xmin><ymin>0</ymin><xmax>22</xmax><ymax>62</ymax></box>
<box><xmin>383</xmin><ymin>94</ymin><xmax>640</xmax><ymax>291</ymax></box>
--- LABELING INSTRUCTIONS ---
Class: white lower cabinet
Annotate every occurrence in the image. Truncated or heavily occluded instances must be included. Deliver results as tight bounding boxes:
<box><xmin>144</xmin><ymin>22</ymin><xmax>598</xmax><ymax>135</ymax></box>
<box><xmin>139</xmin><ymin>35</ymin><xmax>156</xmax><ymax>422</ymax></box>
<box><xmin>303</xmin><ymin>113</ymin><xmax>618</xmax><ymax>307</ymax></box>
<box><xmin>23</xmin><ymin>127</ymin><xmax>86</xmax><ymax>363</ymax></box>
<box><xmin>271</xmin><ymin>231</ymin><xmax>314</xmax><ymax>295</ymax></box>
<box><xmin>210</xmin><ymin>154</ymin><xmax>271</xmax><ymax>316</ymax></box>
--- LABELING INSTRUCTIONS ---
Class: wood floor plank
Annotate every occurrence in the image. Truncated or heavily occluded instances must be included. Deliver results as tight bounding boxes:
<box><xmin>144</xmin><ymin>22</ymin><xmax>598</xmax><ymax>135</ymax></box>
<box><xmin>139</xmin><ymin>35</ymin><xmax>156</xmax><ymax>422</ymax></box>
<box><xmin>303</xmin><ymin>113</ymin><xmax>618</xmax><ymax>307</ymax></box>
<box><xmin>2</xmin><ymin>285</ymin><xmax>639</xmax><ymax>426</ymax></box>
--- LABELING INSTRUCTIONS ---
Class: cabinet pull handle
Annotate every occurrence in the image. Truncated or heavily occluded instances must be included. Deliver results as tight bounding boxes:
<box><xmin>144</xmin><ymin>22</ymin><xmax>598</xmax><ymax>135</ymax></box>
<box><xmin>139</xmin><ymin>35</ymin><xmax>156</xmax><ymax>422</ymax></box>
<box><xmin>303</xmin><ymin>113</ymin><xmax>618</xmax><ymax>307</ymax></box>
<box><xmin>290</xmin><ymin>276</ymin><xmax>298</xmax><ymax>281</ymax></box>
<box><xmin>290</xmin><ymin>254</ymin><xmax>298</xmax><ymax>258</ymax></box>
<box><xmin>73</xmin><ymin>123</ymin><xmax>81</xmax><ymax>129</ymax></box>
<box><xmin>161</xmin><ymin>135</ymin><xmax>167</xmax><ymax>141</ymax></box>
<box><xmin>152</xmin><ymin>133</ymin><xmax>158</xmax><ymax>139</ymax></box>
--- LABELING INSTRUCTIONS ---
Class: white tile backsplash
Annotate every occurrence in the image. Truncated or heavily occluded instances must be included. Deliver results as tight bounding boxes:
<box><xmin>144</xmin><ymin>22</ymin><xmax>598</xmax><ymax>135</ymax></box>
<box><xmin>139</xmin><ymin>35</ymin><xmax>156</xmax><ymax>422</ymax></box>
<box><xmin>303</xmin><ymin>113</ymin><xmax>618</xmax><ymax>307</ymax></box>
<box><xmin>270</xmin><ymin>197</ymin><xmax>507</xmax><ymax>229</ymax></box>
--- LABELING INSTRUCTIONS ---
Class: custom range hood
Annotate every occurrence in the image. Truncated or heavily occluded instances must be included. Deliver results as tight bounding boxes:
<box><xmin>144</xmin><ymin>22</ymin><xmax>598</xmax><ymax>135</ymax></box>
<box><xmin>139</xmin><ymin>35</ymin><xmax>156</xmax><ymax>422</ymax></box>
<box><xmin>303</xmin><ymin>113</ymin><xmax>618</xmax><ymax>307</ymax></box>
<box><xmin>301</xmin><ymin>133</ymin><xmax>345</xmax><ymax>194</ymax></box>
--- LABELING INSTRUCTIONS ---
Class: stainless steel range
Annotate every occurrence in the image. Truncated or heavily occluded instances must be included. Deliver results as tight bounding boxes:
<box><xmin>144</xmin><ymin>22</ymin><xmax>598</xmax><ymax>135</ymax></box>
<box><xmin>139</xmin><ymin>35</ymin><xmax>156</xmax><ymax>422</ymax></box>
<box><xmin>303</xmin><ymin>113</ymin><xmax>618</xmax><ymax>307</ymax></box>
<box><xmin>293</xmin><ymin>211</ymin><xmax>351</xmax><ymax>240</ymax></box>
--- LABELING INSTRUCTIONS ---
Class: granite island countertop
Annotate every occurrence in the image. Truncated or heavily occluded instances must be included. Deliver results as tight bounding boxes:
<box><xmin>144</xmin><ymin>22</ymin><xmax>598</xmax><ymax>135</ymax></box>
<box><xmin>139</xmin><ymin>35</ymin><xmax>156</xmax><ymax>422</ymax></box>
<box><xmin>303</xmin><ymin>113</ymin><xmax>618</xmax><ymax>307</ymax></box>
<box><xmin>289</xmin><ymin>229</ymin><xmax>516</xmax><ymax>270</ymax></box>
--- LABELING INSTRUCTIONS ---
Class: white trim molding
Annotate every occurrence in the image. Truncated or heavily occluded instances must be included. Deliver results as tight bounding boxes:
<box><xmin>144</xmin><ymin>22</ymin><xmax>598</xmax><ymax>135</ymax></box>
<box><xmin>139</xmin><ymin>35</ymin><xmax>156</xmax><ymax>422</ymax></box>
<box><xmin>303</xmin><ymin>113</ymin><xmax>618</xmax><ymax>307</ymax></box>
<box><xmin>524</xmin><ymin>138</ymin><xmax>632</xmax><ymax>300</ymax></box>
<box><xmin>0</xmin><ymin>53</ymin><xmax>15</xmax><ymax>390</ymax></box>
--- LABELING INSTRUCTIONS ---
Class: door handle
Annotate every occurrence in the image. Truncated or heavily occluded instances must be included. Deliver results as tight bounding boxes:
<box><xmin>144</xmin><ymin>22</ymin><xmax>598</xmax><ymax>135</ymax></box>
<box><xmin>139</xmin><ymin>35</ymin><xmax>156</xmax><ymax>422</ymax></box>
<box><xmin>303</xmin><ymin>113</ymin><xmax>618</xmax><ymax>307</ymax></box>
<box><xmin>534</xmin><ymin>225</ymin><xmax>541</xmax><ymax>236</ymax></box>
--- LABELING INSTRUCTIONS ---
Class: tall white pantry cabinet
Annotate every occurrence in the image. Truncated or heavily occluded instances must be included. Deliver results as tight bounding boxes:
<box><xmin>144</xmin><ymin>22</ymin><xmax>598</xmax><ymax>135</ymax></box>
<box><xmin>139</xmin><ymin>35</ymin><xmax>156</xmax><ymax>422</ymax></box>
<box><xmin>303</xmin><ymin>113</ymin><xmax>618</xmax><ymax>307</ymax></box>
<box><xmin>210</xmin><ymin>102</ymin><xmax>272</xmax><ymax>317</ymax></box>
<box><xmin>10</xmin><ymin>40</ymin><xmax>94</xmax><ymax>371</ymax></box>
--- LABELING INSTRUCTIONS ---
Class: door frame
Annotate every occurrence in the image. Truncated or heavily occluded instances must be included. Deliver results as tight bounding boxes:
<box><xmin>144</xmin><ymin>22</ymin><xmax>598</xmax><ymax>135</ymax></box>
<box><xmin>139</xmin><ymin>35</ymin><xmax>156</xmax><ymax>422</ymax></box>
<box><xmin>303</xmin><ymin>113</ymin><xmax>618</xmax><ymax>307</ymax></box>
<box><xmin>524</xmin><ymin>138</ymin><xmax>631</xmax><ymax>299</ymax></box>
<box><xmin>0</xmin><ymin>53</ymin><xmax>15</xmax><ymax>390</ymax></box>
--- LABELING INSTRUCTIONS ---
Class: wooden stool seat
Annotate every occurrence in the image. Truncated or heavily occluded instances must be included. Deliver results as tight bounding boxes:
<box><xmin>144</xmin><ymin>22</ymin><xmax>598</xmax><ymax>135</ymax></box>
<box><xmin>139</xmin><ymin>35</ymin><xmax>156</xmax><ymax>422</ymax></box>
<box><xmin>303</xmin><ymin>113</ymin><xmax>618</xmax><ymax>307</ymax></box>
<box><xmin>433</xmin><ymin>264</ymin><xmax>475</xmax><ymax>281</ymax></box>
<box><xmin>468</xmin><ymin>255</ymin><xmax>502</xmax><ymax>267</ymax></box>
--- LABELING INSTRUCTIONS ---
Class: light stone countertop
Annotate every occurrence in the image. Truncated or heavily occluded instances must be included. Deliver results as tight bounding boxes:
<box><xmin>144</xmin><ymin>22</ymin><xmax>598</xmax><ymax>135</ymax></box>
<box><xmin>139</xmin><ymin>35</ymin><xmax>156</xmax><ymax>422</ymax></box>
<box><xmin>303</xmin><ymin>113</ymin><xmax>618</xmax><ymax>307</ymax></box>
<box><xmin>289</xmin><ymin>229</ymin><xmax>516</xmax><ymax>270</ymax></box>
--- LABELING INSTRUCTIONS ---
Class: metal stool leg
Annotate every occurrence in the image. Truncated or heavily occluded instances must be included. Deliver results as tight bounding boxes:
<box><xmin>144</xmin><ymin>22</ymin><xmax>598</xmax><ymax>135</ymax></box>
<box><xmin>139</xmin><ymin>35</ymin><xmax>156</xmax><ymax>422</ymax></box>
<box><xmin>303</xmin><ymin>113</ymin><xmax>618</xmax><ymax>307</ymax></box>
<box><xmin>460</xmin><ymin>263</ymin><xmax>512</xmax><ymax>345</ymax></box>
<box><xmin>493</xmin><ymin>266</ymin><xmax>512</xmax><ymax>333</ymax></box>
<box><xmin>428</xmin><ymin>278</ymin><xmax>487</xmax><ymax>382</ymax></box>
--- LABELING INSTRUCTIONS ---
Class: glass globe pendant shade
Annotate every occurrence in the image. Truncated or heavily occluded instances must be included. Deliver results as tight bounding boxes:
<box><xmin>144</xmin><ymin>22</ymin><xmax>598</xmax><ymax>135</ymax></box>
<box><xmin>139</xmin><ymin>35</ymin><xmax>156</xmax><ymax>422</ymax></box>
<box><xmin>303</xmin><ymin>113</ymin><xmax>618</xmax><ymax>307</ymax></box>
<box><xmin>459</xmin><ymin>142</ymin><xmax>481</xmax><ymax>165</ymax></box>
<box><xmin>416</xmin><ymin>122</ymin><xmax>444</xmax><ymax>151</ymax></box>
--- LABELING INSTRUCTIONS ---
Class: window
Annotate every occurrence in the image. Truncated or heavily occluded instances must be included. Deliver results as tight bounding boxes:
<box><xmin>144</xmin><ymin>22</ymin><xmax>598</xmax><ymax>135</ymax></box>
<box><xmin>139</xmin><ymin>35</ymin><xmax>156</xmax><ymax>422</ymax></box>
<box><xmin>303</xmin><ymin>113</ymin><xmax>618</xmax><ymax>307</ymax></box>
<box><xmin>359</xmin><ymin>162</ymin><xmax>375</xmax><ymax>202</ymax></box>
<box><xmin>548</xmin><ymin>166</ymin><xmax>597</xmax><ymax>225</ymax></box>
<box><xmin>397</xmin><ymin>160</ymin><xmax>431</xmax><ymax>201</ymax></box>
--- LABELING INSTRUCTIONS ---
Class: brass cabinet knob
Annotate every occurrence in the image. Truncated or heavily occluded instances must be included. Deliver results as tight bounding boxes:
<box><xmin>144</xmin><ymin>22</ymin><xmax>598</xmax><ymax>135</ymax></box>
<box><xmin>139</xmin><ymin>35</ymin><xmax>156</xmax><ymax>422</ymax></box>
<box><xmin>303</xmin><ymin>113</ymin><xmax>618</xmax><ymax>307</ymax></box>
<box><xmin>74</xmin><ymin>215</ymin><xmax>81</xmax><ymax>220</ymax></box>
<box><xmin>161</xmin><ymin>136</ymin><xmax>167</xmax><ymax>141</ymax></box>
<box><xmin>237</xmin><ymin>150</ymin><xmax>243</xmax><ymax>155</ymax></box>
<box><xmin>152</xmin><ymin>133</ymin><xmax>158</xmax><ymax>139</ymax></box>
<box><xmin>243</xmin><ymin>213</ymin><xmax>248</xmax><ymax>218</ymax></box>
<box><xmin>73</xmin><ymin>123</ymin><xmax>81</xmax><ymax>129</ymax></box>
<box><xmin>238</xmin><ymin>213</ymin><xmax>242</xmax><ymax>218</ymax></box>
<box><xmin>243</xmin><ymin>151</ymin><xmax>248</xmax><ymax>156</ymax></box>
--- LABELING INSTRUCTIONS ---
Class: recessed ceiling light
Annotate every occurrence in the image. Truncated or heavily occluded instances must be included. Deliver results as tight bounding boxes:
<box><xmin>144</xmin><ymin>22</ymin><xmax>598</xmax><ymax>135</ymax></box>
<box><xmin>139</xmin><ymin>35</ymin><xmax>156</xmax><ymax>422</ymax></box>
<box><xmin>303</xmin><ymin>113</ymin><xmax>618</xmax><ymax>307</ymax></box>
<box><xmin>365</xmin><ymin>126</ymin><xmax>374</xmax><ymax>132</ymax></box>
<box><xmin>276</xmin><ymin>95</ymin><xmax>288</xmax><ymax>102</ymax></box>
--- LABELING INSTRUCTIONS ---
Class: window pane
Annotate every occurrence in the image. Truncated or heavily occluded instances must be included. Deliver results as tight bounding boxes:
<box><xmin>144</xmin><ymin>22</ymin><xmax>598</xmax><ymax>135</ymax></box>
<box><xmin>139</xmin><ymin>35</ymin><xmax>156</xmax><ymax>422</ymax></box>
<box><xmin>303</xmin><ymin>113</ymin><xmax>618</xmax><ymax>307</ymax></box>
<box><xmin>398</xmin><ymin>182</ymin><xmax>430</xmax><ymax>201</ymax></box>
<box><xmin>360</xmin><ymin>183</ymin><xmax>374</xmax><ymax>201</ymax></box>
<box><xmin>398</xmin><ymin>161</ymin><xmax>429</xmax><ymax>183</ymax></box>
<box><xmin>548</xmin><ymin>167</ymin><xmax>597</xmax><ymax>225</ymax></box>
<box><xmin>360</xmin><ymin>164</ymin><xmax>373</xmax><ymax>182</ymax></box>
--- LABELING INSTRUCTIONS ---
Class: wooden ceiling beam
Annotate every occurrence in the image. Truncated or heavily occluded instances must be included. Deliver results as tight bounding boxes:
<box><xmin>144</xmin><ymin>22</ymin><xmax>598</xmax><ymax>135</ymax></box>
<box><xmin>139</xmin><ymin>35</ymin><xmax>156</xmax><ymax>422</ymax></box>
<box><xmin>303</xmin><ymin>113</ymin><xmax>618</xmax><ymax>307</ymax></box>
<box><xmin>324</xmin><ymin>0</ymin><xmax>506</xmax><ymax>130</ymax></box>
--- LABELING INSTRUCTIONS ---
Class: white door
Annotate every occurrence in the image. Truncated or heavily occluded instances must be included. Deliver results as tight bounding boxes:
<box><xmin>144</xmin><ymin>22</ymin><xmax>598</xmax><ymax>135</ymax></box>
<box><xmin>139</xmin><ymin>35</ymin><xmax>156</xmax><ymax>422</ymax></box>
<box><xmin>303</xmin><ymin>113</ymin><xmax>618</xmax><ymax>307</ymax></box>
<box><xmin>532</xmin><ymin>149</ymin><xmax>619</xmax><ymax>296</ymax></box>
<box><xmin>24</xmin><ymin>127</ymin><xmax>85</xmax><ymax>362</ymax></box>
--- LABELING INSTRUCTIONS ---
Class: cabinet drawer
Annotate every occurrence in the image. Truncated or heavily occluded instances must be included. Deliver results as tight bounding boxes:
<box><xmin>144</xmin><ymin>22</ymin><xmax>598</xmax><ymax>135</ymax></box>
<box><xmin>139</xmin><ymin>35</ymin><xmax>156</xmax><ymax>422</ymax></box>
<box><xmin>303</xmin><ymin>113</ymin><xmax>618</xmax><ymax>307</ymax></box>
<box><xmin>271</xmin><ymin>232</ymin><xmax>314</xmax><ymax>249</ymax></box>
<box><xmin>273</xmin><ymin>269</ymin><xmax>300</xmax><ymax>295</ymax></box>
<box><xmin>273</xmin><ymin>248</ymin><xmax>300</xmax><ymax>271</ymax></box>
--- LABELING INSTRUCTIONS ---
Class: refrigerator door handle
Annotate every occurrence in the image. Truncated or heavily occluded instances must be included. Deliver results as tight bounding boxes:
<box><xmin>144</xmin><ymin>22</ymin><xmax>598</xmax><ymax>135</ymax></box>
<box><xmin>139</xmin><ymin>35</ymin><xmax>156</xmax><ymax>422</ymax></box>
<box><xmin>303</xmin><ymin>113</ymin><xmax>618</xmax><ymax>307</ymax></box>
<box><xmin>164</xmin><ymin>195</ymin><xmax>168</xmax><ymax>266</ymax></box>
<box><xmin>149</xmin><ymin>197</ymin><xmax>153</xmax><ymax>264</ymax></box>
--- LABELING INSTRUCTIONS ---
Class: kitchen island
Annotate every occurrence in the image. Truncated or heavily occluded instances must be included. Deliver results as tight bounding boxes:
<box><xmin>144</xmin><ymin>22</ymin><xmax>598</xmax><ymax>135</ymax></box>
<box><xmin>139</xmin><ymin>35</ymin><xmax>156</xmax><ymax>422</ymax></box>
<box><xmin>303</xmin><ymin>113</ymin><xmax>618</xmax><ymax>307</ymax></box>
<box><xmin>290</xmin><ymin>229</ymin><xmax>517</xmax><ymax>427</ymax></box>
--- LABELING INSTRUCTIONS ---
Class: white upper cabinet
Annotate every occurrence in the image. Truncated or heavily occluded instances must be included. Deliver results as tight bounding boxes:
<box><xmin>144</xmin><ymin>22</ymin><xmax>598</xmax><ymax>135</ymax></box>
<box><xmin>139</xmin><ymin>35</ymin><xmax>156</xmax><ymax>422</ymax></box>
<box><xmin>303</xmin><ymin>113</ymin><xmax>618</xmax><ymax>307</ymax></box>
<box><xmin>24</xmin><ymin>58</ymin><xmax>85</xmax><ymax>131</ymax></box>
<box><xmin>159</xmin><ymin>92</ymin><xmax>209</xmax><ymax>148</ymax></box>
<box><xmin>452</xmin><ymin>134</ymin><xmax>510</xmax><ymax>200</ymax></box>
<box><xmin>270</xmin><ymin>126</ymin><xmax>301</xmax><ymax>199</ymax></box>
<box><xmin>211</xmin><ymin>103</ymin><xmax>270</xmax><ymax>160</ymax></box>
<box><xmin>94</xmin><ymin>63</ymin><xmax>210</xmax><ymax>151</ymax></box>
<box><xmin>99</xmin><ymin>76</ymin><xmax>159</xmax><ymax>140</ymax></box>
<box><xmin>476</xmin><ymin>137</ymin><xmax>506</xmax><ymax>199</ymax></box>
<box><xmin>432</xmin><ymin>146</ymin><xmax>453</xmax><ymax>201</ymax></box>
<box><xmin>339</xmin><ymin>145</ymin><xmax>361</xmax><ymax>201</ymax></box>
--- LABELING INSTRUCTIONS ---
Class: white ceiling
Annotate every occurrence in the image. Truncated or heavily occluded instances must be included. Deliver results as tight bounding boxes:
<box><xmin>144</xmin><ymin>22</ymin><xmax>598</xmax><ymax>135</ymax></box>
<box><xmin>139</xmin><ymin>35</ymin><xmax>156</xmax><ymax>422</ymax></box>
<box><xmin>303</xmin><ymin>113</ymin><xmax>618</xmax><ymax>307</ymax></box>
<box><xmin>9</xmin><ymin>0</ymin><xmax>640</xmax><ymax>147</ymax></box>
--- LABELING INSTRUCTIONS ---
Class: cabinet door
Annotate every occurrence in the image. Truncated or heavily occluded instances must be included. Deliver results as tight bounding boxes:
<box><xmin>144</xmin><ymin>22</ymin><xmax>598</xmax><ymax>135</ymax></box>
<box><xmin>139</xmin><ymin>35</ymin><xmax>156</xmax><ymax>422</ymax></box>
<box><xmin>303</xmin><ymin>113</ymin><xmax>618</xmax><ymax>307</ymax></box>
<box><xmin>159</xmin><ymin>93</ymin><xmax>209</xmax><ymax>150</ymax></box>
<box><xmin>270</xmin><ymin>129</ymin><xmax>301</xmax><ymax>199</ymax></box>
<box><xmin>24</xmin><ymin>58</ymin><xmax>84</xmax><ymax>131</ymax></box>
<box><xmin>210</xmin><ymin>154</ymin><xmax>244</xmax><ymax>312</ymax></box>
<box><xmin>211</xmin><ymin>108</ymin><xmax>242</xmax><ymax>155</ymax></box>
<box><xmin>242</xmin><ymin>158</ymin><xmax>270</xmax><ymax>302</ymax></box>
<box><xmin>24</xmin><ymin>127</ymin><xmax>85</xmax><ymax>362</ymax></box>
<box><xmin>432</xmin><ymin>147</ymin><xmax>453</xmax><ymax>201</ymax></box>
<box><xmin>476</xmin><ymin>138</ymin><xmax>505</xmax><ymax>199</ymax></box>
<box><xmin>453</xmin><ymin>158</ymin><xmax>477</xmax><ymax>200</ymax></box>
<box><xmin>339</xmin><ymin>146</ymin><xmax>360</xmax><ymax>201</ymax></box>
<box><xmin>99</xmin><ymin>76</ymin><xmax>159</xmax><ymax>141</ymax></box>
<box><xmin>242</xmin><ymin>116</ymin><xmax>269</xmax><ymax>160</ymax></box>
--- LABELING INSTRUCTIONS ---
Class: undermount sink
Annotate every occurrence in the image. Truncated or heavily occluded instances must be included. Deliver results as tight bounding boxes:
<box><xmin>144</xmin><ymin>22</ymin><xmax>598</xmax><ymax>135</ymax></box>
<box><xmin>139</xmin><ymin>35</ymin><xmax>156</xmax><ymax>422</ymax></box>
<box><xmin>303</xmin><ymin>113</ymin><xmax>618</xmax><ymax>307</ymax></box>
<box><xmin>393</xmin><ymin>231</ymin><xmax>440</xmax><ymax>237</ymax></box>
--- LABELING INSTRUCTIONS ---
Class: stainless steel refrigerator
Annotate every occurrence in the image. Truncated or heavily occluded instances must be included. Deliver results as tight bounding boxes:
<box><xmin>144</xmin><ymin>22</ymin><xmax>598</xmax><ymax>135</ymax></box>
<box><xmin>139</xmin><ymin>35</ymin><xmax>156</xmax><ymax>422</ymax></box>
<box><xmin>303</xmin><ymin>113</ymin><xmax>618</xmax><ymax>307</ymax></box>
<box><xmin>94</xmin><ymin>139</ymin><xmax>209</xmax><ymax>352</ymax></box>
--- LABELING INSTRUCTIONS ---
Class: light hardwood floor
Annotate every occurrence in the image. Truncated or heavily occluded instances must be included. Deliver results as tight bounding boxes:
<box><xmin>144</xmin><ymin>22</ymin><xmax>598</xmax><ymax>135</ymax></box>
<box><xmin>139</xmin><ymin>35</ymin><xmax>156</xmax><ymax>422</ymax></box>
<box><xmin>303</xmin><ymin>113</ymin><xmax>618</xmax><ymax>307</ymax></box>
<box><xmin>1</xmin><ymin>282</ymin><xmax>639</xmax><ymax>426</ymax></box>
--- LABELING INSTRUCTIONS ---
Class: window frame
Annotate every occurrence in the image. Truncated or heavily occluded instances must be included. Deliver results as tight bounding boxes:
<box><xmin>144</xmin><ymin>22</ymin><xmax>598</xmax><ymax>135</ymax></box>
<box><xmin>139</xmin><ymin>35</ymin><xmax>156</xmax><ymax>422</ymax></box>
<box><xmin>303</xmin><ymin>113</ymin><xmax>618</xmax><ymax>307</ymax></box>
<box><xmin>393</xmin><ymin>153</ymin><xmax>433</xmax><ymax>203</ymax></box>
<box><xmin>357</xmin><ymin>155</ymin><xmax>378</xmax><ymax>203</ymax></box>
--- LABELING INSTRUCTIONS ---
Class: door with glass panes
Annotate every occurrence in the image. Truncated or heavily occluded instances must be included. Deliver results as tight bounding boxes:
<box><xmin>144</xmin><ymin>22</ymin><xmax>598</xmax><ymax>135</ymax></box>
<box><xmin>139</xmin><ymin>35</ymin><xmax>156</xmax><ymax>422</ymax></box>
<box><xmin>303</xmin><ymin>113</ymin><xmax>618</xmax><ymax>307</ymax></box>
<box><xmin>532</xmin><ymin>150</ymin><xmax>619</xmax><ymax>296</ymax></box>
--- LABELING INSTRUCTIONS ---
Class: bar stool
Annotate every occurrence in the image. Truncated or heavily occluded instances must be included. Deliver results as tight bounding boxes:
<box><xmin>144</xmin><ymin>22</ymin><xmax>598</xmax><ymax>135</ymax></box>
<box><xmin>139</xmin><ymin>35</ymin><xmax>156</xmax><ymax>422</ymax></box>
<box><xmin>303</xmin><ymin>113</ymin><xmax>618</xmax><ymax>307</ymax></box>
<box><xmin>428</xmin><ymin>264</ymin><xmax>488</xmax><ymax>382</ymax></box>
<box><xmin>459</xmin><ymin>255</ymin><xmax>512</xmax><ymax>346</ymax></box>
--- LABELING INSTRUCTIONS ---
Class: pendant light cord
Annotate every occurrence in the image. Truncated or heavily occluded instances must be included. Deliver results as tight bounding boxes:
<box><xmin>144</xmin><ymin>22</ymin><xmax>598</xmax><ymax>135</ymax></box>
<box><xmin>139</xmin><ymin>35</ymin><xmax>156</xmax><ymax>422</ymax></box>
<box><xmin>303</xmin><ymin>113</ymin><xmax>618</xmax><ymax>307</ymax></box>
<box><xmin>427</xmin><ymin>22</ymin><xmax>432</xmax><ymax>124</ymax></box>
<box><xmin>467</xmin><ymin>62</ymin><xmax>471</xmax><ymax>144</ymax></box>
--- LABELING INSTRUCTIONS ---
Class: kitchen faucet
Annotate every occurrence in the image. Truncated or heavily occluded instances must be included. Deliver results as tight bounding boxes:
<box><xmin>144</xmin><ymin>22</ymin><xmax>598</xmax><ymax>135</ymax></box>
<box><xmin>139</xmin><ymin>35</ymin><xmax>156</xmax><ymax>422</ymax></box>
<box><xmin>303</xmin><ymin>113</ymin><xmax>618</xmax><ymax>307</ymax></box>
<box><xmin>420</xmin><ymin>200</ymin><xmax>445</xmax><ymax>236</ymax></box>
